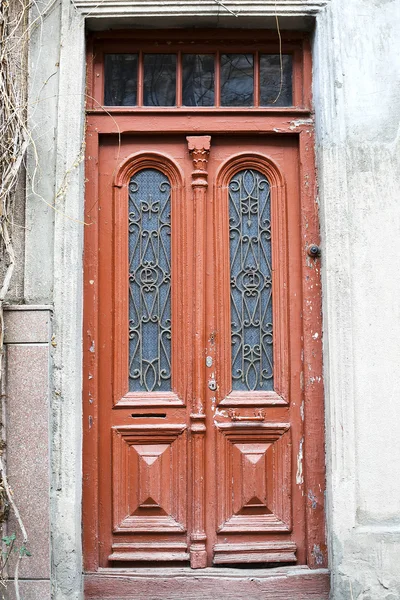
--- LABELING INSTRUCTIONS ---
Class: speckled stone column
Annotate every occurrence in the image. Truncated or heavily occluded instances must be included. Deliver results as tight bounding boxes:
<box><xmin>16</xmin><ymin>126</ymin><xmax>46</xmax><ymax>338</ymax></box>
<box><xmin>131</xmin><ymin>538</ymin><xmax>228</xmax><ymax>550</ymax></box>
<box><xmin>4</xmin><ymin>306</ymin><xmax>51</xmax><ymax>600</ymax></box>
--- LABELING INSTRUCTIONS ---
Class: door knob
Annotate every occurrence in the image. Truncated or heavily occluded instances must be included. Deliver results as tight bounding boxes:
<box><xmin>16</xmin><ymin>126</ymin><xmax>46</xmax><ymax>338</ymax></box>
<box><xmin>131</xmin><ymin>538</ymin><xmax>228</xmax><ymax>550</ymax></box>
<box><xmin>307</xmin><ymin>244</ymin><xmax>321</xmax><ymax>258</ymax></box>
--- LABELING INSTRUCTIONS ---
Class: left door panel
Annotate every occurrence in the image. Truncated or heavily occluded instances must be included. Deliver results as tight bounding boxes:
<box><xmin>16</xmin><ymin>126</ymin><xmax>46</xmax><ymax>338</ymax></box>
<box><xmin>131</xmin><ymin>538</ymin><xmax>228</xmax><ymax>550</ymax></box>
<box><xmin>88</xmin><ymin>136</ymin><xmax>193</xmax><ymax>567</ymax></box>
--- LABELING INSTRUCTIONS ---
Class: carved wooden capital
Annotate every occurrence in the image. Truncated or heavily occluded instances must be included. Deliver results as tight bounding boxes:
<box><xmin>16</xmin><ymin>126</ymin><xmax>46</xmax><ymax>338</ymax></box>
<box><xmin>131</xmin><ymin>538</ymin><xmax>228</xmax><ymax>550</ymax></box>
<box><xmin>186</xmin><ymin>135</ymin><xmax>211</xmax><ymax>186</ymax></box>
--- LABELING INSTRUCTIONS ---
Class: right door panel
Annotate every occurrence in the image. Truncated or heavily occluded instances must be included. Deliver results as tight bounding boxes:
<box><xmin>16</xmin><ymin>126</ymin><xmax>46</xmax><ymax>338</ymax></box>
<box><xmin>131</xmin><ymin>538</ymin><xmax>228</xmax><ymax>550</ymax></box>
<box><xmin>205</xmin><ymin>136</ymin><xmax>305</xmax><ymax>566</ymax></box>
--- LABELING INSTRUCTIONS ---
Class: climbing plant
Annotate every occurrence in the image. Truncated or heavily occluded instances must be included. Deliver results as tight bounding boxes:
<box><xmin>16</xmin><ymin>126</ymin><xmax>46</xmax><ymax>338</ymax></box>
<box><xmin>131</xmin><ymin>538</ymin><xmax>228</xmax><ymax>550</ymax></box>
<box><xmin>0</xmin><ymin>0</ymin><xmax>32</xmax><ymax>597</ymax></box>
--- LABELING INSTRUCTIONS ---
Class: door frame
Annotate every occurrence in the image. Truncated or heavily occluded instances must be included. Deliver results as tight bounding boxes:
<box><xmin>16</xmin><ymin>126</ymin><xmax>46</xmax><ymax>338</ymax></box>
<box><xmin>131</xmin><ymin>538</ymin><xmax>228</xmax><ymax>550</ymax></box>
<box><xmin>83</xmin><ymin>27</ymin><xmax>326</xmax><ymax>589</ymax></box>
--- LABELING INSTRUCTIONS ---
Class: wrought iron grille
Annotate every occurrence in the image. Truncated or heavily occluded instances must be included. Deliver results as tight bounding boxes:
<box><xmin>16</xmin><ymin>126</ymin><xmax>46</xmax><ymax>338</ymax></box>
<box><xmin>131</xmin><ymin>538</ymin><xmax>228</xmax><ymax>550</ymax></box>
<box><xmin>128</xmin><ymin>168</ymin><xmax>172</xmax><ymax>392</ymax></box>
<box><xmin>229</xmin><ymin>169</ymin><xmax>273</xmax><ymax>391</ymax></box>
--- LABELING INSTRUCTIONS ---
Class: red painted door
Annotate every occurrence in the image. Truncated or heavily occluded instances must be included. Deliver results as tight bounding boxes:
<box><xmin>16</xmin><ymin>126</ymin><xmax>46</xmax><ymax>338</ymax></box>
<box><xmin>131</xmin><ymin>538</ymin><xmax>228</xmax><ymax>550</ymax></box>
<box><xmin>86</xmin><ymin>132</ymin><xmax>309</xmax><ymax>569</ymax></box>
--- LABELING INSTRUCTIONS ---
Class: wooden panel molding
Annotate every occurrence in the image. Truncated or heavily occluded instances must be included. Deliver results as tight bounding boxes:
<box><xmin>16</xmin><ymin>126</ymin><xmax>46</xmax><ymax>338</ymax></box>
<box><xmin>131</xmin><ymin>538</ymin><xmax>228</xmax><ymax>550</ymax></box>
<box><xmin>213</xmin><ymin>541</ymin><xmax>297</xmax><ymax>564</ymax></box>
<box><xmin>112</xmin><ymin>424</ymin><xmax>187</xmax><ymax>534</ymax></box>
<box><xmin>109</xmin><ymin>542</ymin><xmax>189</xmax><ymax>563</ymax></box>
<box><xmin>216</xmin><ymin>423</ymin><xmax>292</xmax><ymax>533</ymax></box>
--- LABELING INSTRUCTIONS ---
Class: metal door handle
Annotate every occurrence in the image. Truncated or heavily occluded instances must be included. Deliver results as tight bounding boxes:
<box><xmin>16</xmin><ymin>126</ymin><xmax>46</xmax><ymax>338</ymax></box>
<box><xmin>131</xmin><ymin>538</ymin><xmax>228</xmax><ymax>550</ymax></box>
<box><xmin>228</xmin><ymin>409</ymin><xmax>265</xmax><ymax>422</ymax></box>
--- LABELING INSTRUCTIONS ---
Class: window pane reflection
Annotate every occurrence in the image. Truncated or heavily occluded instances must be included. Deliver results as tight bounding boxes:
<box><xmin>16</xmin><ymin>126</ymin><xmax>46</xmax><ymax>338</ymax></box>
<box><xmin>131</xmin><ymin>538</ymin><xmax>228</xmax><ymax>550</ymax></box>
<box><xmin>143</xmin><ymin>54</ymin><xmax>176</xmax><ymax>106</ymax></box>
<box><xmin>260</xmin><ymin>55</ymin><xmax>292</xmax><ymax>106</ymax></box>
<box><xmin>220</xmin><ymin>54</ymin><xmax>254</xmax><ymax>107</ymax></box>
<box><xmin>182</xmin><ymin>54</ymin><xmax>215</xmax><ymax>106</ymax></box>
<box><xmin>104</xmin><ymin>54</ymin><xmax>138</xmax><ymax>106</ymax></box>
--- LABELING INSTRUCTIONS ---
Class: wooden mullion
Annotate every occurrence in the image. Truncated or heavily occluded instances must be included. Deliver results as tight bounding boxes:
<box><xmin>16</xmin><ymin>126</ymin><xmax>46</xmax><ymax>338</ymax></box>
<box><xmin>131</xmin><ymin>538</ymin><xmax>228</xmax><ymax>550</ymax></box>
<box><xmin>138</xmin><ymin>50</ymin><xmax>144</xmax><ymax>107</ymax></box>
<box><xmin>176</xmin><ymin>50</ymin><xmax>182</xmax><ymax>107</ymax></box>
<box><xmin>215</xmin><ymin>50</ymin><xmax>221</xmax><ymax>108</ymax></box>
<box><xmin>254</xmin><ymin>50</ymin><xmax>260</xmax><ymax>108</ymax></box>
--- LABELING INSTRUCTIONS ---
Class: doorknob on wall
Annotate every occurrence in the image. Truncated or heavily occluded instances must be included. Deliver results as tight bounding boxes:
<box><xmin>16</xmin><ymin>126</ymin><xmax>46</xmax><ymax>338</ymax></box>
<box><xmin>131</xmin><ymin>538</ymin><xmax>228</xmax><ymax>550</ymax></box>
<box><xmin>307</xmin><ymin>244</ymin><xmax>321</xmax><ymax>258</ymax></box>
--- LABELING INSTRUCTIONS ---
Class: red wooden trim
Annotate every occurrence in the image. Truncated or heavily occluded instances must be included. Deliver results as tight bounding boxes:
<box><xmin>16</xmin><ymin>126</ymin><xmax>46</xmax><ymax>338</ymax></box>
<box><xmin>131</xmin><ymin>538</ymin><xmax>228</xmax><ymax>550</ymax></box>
<box><xmin>219</xmin><ymin>390</ymin><xmax>286</xmax><ymax>407</ymax></box>
<box><xmin>115</xmin><ymin>391</ymin><xmax>183</xmax><ymax>408</ymax></box>
<box><xmin>254</xmin><ymin>50</ymin><xmax>260</xmax><ymax>108</ymax></box>
<box><xmin>112</xmin><ymin>152</ymin><xmax>185</xmax><ymax>406</ymax></box>
<box><xmin>215</xmin><ymin>50</ymin><xmax>221</xmax><ymax>108</ymax></box>
<box><xmin>176</xmin><ymin>50</ymin><xmax>182</xmax><ymax>107</ymax></box>
<box><xmin>86</xmin><ymin>113</ymin><xmax>312</xmax><ymax>135</ymax></box>
<box><xmin>82</xmin><ymin>124</ymin><xmax>100</xmax><ymax>571</ymax></box>
<box><xmin>214</xmin><ymin>153</ymin><xmax>289</xmax><ymax>406</ymax></box>
<box><xmin>87</xmin><ymin>108</ymin><xmax>310</xmax><ymax>115</ymax></box>
<box><xmin>299</xmin><ymin>129</ymin><xmax>327</xmax><ymax>568</ymax></box>
<box><xmin>186</xmin><ymin>135</ymin><xmax>211</xmax><ymax>568</ymax></box>
<box><xmin>86</xmin><ymin>36</ymin><xmax>95</xmax><ymax>111</ymax></box>
<box><xmin>137</xmin><ymin>50</ymin><xmax>144</xmax><ymax>107</ymax></box>
<box><xmin>93</xmin><ymin>48</ymin><xmax>104</xmax><ymax>109</ymax></box>
<box><xmin>90</xmin><ymin>29</ymin><xmax>311</xmax><ymax>42</ymax></box>
<box><xmin>302</xmin><ymin>39</ymin><xmax>313</xmax><ymax>109</ymax></box>
<box><xmin>84</xmin><ymin>568</ymin><xmax>330</xmax><ymax>599</ymax></box>
<box><xmin>292</xmin><ymin>47</ymin><xmax>303</xmax><ymax>108</ymax></box>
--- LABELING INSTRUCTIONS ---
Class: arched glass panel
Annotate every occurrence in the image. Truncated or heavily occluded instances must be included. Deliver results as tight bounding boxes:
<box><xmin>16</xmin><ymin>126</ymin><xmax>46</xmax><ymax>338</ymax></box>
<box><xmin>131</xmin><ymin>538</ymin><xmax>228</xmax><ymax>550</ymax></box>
<box><xmin>229</xmin><ymin>168</ymin><xmax>273</xmax><ymax>391</ymax></box>
<box><xmin>128</xmin><ymin>168</ymin><xmax>171</xmax><ymax>392</ymax></box>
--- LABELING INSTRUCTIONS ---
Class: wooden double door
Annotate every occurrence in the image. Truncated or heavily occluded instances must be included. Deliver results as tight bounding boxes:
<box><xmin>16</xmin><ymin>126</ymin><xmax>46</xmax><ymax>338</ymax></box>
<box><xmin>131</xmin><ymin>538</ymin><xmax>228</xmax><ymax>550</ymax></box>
<box><xmin>84</xmin><ymin>131</ymin><xmax>323</xmax><ymax>570</ymax></box>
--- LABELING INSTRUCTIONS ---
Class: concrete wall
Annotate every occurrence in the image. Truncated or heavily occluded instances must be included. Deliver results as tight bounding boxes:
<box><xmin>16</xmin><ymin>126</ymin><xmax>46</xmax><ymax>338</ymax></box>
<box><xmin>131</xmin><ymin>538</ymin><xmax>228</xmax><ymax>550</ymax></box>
<box><xmin>314</xmin><ymin>1</ymin><xmax>400</xmax><ymax>598</ymax></box>
<box><xmin>3</xmin><ymin>0</ymin><xmax>400</xmax><ymax>598</ymax></box>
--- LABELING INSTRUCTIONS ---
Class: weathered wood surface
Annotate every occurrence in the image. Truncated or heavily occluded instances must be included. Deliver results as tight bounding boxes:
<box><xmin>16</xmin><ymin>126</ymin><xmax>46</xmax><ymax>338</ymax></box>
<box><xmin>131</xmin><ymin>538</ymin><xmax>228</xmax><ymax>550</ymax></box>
<box><xmin>85</xmin><ymin>567</ymin><xmax>330</xmax><ymax>599</ymax></box>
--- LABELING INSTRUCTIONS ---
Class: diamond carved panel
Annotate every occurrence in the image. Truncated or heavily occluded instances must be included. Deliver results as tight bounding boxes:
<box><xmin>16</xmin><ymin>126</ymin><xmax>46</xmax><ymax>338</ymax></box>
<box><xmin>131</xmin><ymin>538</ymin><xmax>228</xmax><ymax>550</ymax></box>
<box><xmin>112</xmin><ymin>425</ymin><xmax>187</xmax><ymax>532</ymax></box>
<box><xmin>216</xmin><ymin>423</ymin><xmax>291</xmax><ymax>532</ymax></box>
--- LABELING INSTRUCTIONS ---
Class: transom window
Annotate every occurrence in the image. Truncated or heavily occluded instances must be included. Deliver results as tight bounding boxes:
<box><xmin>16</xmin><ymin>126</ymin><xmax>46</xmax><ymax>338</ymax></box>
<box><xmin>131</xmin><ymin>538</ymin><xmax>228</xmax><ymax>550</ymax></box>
<box><xmin>104</xmin><ymin>52</ymin><xmax>292</xmax><ymax>107</ymax></box>
<box><xmin>88</xmin><ymin>31</ymin><xmax>309</xmax><ymax>112</ymax></box>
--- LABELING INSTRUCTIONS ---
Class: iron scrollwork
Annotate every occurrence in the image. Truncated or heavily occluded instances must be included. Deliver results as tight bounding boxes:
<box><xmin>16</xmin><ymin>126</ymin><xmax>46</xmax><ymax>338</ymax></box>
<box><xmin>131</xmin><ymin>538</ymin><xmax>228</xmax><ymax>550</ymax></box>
<box><xmin>128</xmin><ymin>169</ymin><xmax>172</xmax><ymax>392</ymax></box>
<box><xmin>229</xmin><ymin>168</ymin><xmax>274</xmax><ymax>391</ymax></box>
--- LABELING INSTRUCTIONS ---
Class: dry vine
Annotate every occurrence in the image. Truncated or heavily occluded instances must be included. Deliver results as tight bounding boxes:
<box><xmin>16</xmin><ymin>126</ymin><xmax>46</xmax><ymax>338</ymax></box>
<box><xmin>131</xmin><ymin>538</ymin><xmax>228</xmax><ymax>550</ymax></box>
<box><xmin>0</xmin><ymin>0</ymin><xmax>32</xmax><ymax>597</ymax></box>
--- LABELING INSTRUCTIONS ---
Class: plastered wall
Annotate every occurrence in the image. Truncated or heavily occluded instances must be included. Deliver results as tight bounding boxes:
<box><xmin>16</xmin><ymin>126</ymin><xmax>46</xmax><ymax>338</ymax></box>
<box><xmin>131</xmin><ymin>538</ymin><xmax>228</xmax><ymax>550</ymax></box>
<box><xmin>4</xmin><ymin>0</ymin><xmax>400</xmax><ymax>598</ymax></box>
<box><xmin>314</xmin><ymin>1</ymin><xmax>400</xmax><ymax>598</ymax></box>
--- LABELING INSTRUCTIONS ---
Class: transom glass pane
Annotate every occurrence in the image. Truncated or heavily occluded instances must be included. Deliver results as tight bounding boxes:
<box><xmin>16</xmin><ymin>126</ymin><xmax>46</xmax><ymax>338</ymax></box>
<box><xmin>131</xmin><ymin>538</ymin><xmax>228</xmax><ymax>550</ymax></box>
<box><xmin>229</xmin><ymin>169</ymin><xmax>273</xmax><ymax>391</ymax></box>
<box><xmin>182</xmin><ymin>54</ymin><xmax>215</xmax><ymax>106</ymax></box>
<box><xmin>143</xmin><ymin>54</ymin><xmax>176</xmax><ymax>106</ymax></box>
<box><xmin>260</xmin><ymin>54</ymin><xmax>292</xmax><ymax>106</ymax></box>
<box><xmin>104</xmin><ymin>54</ymin><xmax>138</xmax><ymax>106</ymax></box>
<box><xmin>103</xmin><ymin>51</ymin><xmax>294</xmax><ymax>108</ymax></box>
<box><xmin>220</xmin><ymin>54</ymin><xmax>254</xmax><ymax>107</ymax></box>
<box><xmin>128</xmin><ymin>169</ymin><xmax>172</xmax><ymax>392</ymax></box>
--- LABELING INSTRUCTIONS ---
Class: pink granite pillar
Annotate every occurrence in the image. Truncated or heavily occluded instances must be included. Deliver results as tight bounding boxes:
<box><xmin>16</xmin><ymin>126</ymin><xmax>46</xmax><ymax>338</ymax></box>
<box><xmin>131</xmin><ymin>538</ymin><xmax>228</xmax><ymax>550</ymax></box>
<box><xmin>4</xmin><ymin>306</ymin><xmax>51</xmax><ymax>600</ymax></box>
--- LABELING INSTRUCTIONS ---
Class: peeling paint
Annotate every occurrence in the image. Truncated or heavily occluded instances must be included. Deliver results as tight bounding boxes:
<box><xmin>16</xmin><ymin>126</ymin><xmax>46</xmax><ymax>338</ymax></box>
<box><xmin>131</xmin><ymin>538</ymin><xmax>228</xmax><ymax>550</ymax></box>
<box><xmin>289</xmin><ymin>118</ymin><xmax>313</xmax><ymax>130</ymax></box>
<box><xmin>308</xmin><ymin>490</ymin><xmax>318</xmax><ymax>509</ymax></box>
<box><xmin>300</xmin><ymin>400</ymin><xmax>305</xmax><ymax>421</ymax></box>
<box><xmin>312</xmin><ymin>544</ymin><xmax>324</xmax><ymax>566</ymax></box>
<box><xmin>296</xmin><ymin>437</ymin><xmax>304</xmax><ymax>484</ymax></box>
<box><xmin>214</xmin><ymin>408</ymin><xmax>228</xmax><ymax>418</ymax></box>
<box><xmin>210</xmin><ymin>396</ymin><xmax>216</xmax><ymax>412</ymax></box>
<box><xmin>89</xmin><ymin>415</ymin><xmax>93</xmax><ymax>429</ymax></box>
<box><xmin>89</xmin><ymin>340</ymin><xmax>95</xmax><ymax>353</ymax></box>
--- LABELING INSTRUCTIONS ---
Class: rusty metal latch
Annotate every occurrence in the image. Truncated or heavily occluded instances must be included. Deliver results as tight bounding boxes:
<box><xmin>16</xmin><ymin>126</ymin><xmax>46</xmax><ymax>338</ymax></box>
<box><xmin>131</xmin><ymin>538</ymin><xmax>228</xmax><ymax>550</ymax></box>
<box><xmin>228</xmin><ymin>409</ymin><xmax>266</xmax><ymax>422</ymax></box>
